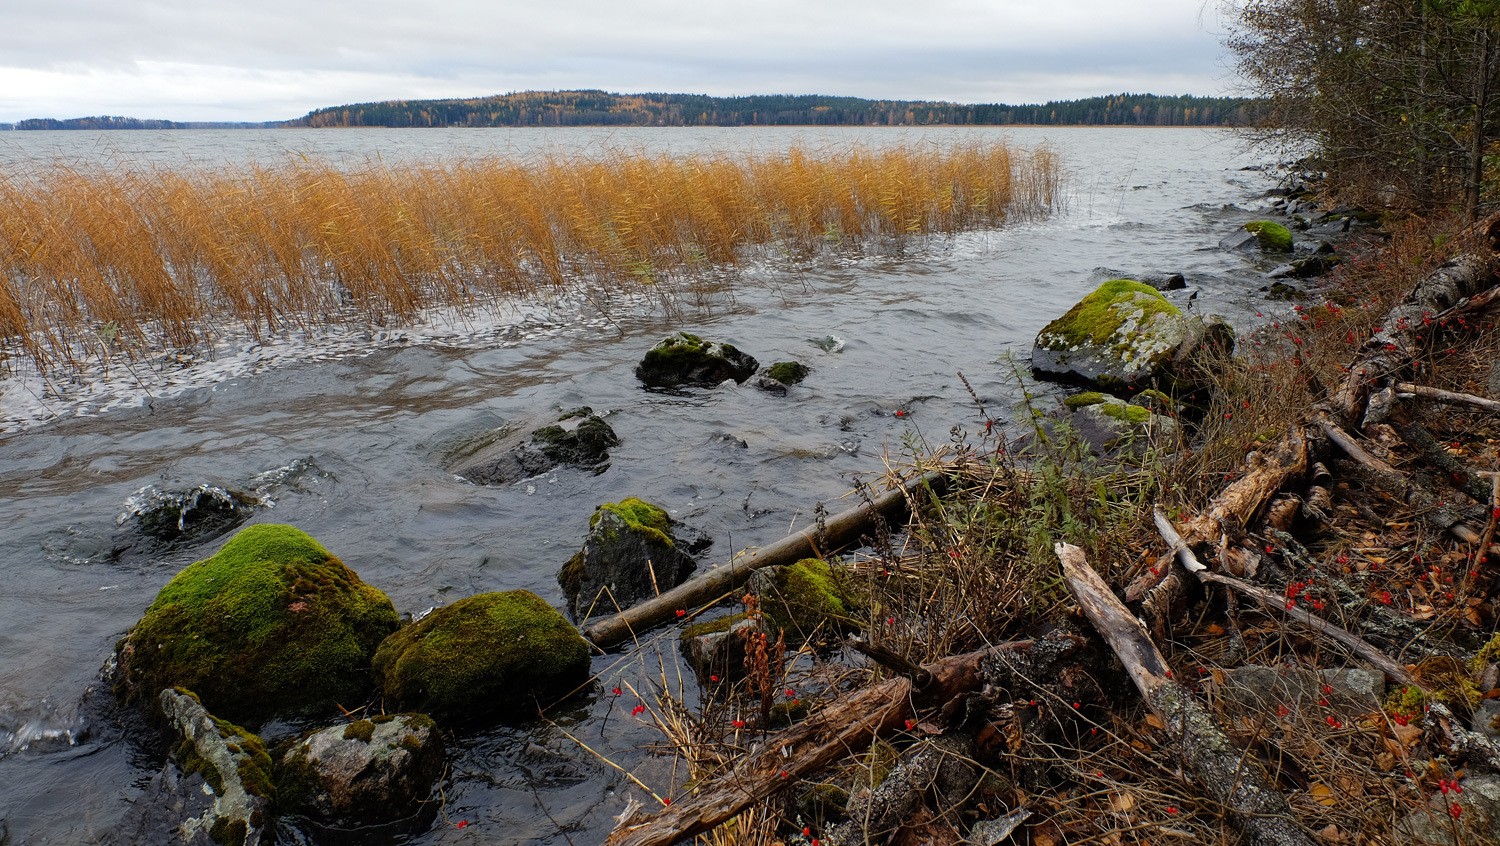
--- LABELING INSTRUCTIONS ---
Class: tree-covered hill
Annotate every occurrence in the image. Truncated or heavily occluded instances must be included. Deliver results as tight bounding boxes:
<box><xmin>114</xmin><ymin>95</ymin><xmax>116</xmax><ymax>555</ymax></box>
<box><xmin>291</xmin><ymin>91</ymin><xmax>1262</xmax><ymax>128</ymax></box>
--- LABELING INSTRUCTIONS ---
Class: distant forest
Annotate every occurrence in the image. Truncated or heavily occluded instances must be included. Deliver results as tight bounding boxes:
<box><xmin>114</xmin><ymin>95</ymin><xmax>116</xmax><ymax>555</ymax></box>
<box><xmin>294</xmin><ymin>91</ymin><xmax>1263</xmax><ymax>128</ymax></box>
<box><xmin>6</xmin><ymin>92</ymin><xmax>1264</xmax><ymax>131</ymax></box>
<box><xmin>8</xmin><ymin>116</ymin><xmax>271</xmax><ymax>130</ymax></box>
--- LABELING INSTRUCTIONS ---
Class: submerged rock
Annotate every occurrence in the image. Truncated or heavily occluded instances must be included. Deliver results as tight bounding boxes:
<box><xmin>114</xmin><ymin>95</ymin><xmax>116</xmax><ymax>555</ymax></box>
<box><xmin>113</xmin><ymin>483</ymin><xmax>258</xmax><ymax>558</ymax></box>
<box><xmin>559</xmin><ymin>498</ymin><xmax>705</xmax><ymax>621</ymax></box>
<box><xmin>372</xmin><ymin>590</ymin><xmax>589</xmax><ymax>720</ymax></box>
<box><xmin>1030</xmin><ymin>280</ymin><xmax>1232</xmax><ymax>392</ymax></box>
<box><xmin>118</xmin><ymin>689</ymin><xmax>273</xmax><ymax>846</ymax></box>
<box><xmin>1137</xmin><ymin>271</ymin><xmax>1187</xmax><ymax>291</ymax></box>
<box><xmin>114</xmin><ymin>524</ymin><xmax>400</xmax><ymax>726</ymax></box>
<box><xmin>1267</xmin><ymin>253</ymin><xmax>1342</xmax><ymax>280</ymax></box>
<box><xmin>275</xmin><ymin>714</ymin><xmax>444</xmax><ymax>829</ymax></box>
<box><xmin>450</xmin><ymin>408</ymin><xmax>619</xmax><ymax>485</ymax></box>
<box><xmin>635</xmin><ymin>332</ymin><xmax>759</xmax><ymax>389</ymax></box>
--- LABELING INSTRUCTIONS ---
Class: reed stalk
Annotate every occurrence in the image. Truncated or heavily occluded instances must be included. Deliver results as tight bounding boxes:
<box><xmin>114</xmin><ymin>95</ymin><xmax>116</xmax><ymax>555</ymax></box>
<box><xmin>0</xmin><ymin>142</ymin><xmax>1058</xmax><ymax>375</ymax></box>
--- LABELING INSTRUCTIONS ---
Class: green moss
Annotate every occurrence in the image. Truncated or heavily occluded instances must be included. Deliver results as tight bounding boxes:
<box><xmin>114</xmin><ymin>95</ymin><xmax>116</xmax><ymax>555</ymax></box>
<box><xmin>1470</xmin><ymin>633</ymin><xmax>1500</xmax><ymax>674</ymax></box>
<box><xmin>1097</xmin><ymin>402</ymin><xmax>1153</xmax><ymax>425</ymax></box>
<box><xmin>370</xmin><ymin>713</ymin><xmax>397</xmax><ymax>725</ymax></box>
<box><xmin>679</xmin><ymin>612</ymin><xmax>747</xmax><ymax>642</ymax></box>
<box><xmin>116</xmin><ymin>524</ymin><xmax>399</xmax><ymax>726</ymax></box>
<box><xmin>765</xmin><ymin>361</ymin><xmax>810</xmax><ymax>385</ymax></box>
<box><xmin>591</xmin><ymin>497</ymin><xmax>674</xmax><ymax>547</ymax></box>
<box><xmin>372</xmin><ymin>590</ymin><xmax>590</xmax><ymax>719</ymax></box>
<box><xmin>855</xmin><ymin>738</ymin><xmax>900</xmax><ymax>791</ymax></box>
<box><xmin>798</xmin><ymin>782</ymin><xmax>850</xmax><ymax>821</ymax></box>
<box><xmin>342</xmin><ymin>719</ymin><xmax>375</xmax><ymax>742</ymax></box>
<box><xmin>1036</xmin><ymin>280</ymin><xmax>1182</xmax><ymax>353</ymax></box>
<box><xmin>1245</xmin><ymin>220</ymin><xmax>1294</xmax><ymax>252</ymax></box>
<box><xmin>209</xmin><ymin>817</ymin><xmax>248</xmax><ymax>846</ymax></box>
<box><xmin>271</xmin><ymin>749</ymin><xmax>319</xmax><ymax>812</ymax></box>
<box><xmin>1063</xmin><ymin>391</ymin><xmax>1107</xmax><ymax>410</ymax></box>
<box><xmin>1385</xmin><ymin>684</ymin><xmax>1426</xmax><ymax>721</ymax></box>
<box><xmin>762</xmin><ymin>558</ymin><xmax>857</xmax><ymax>636</ymax></box>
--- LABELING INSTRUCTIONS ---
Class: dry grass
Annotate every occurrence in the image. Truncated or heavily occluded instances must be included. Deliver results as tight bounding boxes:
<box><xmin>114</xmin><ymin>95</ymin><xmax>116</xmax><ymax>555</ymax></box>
<box><xmin>0</xmin><ymin>142</ymin><xmax>1059</xmax><ymax>375</ymax></box>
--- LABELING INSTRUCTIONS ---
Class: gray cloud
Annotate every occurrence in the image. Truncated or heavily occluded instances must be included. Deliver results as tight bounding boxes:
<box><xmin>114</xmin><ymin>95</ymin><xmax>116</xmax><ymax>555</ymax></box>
<box><xmin>0</xmin><ymin>0</ymin><xmax>1234</xmax><ymax>121</ymax></box>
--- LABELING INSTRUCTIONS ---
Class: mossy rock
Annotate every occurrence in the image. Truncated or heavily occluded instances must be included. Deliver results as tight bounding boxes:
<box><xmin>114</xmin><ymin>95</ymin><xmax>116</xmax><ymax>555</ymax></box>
<box><xmin>635</xmin><ymin>332</ymin><xmax>759</xmax><ymax>389</ymax></box>
<box><xmin>1030</xmin><ymin>280</ymin><xmax>1193</xmax><ymax>391</ymax></box>
<box><xmin>372</xmin><ymin>590</ymin><xmax>589</xmax><ymax>720</ymax></box>
<box><xmin>157</xmin><ymin>688</ymin><xmax>273</xmax><ymax>846</ymax></box>
<box><xmin>560</xmin><ymin>498</ymin><xmax>702</xmax><ymax>621</ymax></box>
<box><xmin>749</xmin><ymin>558</ymin><xmax>859</xmax><ymax>638</ymax></box>
<box><xmin>115</xmin><ymin>525</ymin><xmax>400</xmax><ymax>725</ymax></box>
<box><xmin>1063</xmin><ymin>392</ymin><xmax>1178</xmax><ymax>456</ymax></box>
<box><xmin>1244</xmin><ymin>220</ymin><xmax>1294</xmax><ymax>252</ymax></box>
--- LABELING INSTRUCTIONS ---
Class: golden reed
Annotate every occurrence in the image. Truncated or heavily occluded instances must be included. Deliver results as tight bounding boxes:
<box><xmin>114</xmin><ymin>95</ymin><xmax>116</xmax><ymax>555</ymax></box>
<box><xmin>0</xmin><ymin>142</ymin><xmax>1058</xmax><ymax>373</ymax></box>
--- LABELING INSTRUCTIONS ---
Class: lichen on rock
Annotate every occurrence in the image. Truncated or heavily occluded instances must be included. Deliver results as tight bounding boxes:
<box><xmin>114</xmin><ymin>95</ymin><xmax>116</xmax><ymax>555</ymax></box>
<box><xmin>1031</xmin><ymin>280</ymin><xmax>1188</xmax><ymax>391</ymax></box>
<box><xmin>114</xmin><ymin>524</ymin><xmax>399</xmax><ymax>726</ymax></box>
<box><xmin>749</xmin><ymin>558</ymin><xmax>860</xmax><ymax>638</ymax></box>
<box><xmin>371</xmin><ymin>590</ymin><xmax>589</xmax><ymax>721</ymax></box>
<box><xmin>275</xmin><ymin>712</ymin><xmax>444</xmax><ymax>829</ymax></box>
<box><xmin>450</xmin><ymin>407</ymin><xmax>619</xmax><ymax>486</ymax></box>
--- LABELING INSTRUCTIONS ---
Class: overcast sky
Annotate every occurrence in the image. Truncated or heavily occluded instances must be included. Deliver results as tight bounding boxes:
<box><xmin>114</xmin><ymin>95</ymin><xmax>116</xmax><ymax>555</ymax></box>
<box><xmin>0</xmin><ymin>0</ymin><xmax>1237</xmax><ymax>123</ymax></box>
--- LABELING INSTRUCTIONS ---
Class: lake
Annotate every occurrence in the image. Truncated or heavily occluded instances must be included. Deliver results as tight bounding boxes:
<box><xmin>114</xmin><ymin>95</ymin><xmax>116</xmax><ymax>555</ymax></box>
<box><xmin>0</xmin><ymin>126</ymin><xmax>1286</xmax><ymax>845</ymax></box>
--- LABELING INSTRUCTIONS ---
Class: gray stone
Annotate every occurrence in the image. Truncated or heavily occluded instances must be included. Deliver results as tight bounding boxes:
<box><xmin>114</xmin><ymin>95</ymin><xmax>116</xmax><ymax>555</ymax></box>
<box><xmin>1218</xmin><ymin>228</ymin><xmax>1260</xmax><ymax>251</ymax></box>
<box><xmin>831</xmin><ymin>735</ymin><xmax>979</xmax><ymax>845</ymax></box>
<box><xmin>275</xmin><ymin>714</ymin><xmax>444</xmax><ymax>829</ymax></box>
<box><xmin>1064</xmin><ymin>394</ymin><xmax>1179</xmax><ymax>456</ymax></box>
<box><xmin>118</xmin><ymin>689</ymin><xmax>272</xmax><ymax>846</ymax></box>
<box><xmin>1138</xmin><ymin>272</ymin><xmax>1187</xmax><ymax>291</ymax></box>
<box><xmin>1397</xmin><ymin>774</ymin><xmax>1500</xmax><ymax>845</ymax></box>
<box><xmin>1474</xmin><ymin>699</ymin><xmax>1500</xmax><ymax>742</ymax></box>
<box><xmin>681</xmin><ymin>616</ymin><xmax>757</xmax><ymax>685</ymax></box>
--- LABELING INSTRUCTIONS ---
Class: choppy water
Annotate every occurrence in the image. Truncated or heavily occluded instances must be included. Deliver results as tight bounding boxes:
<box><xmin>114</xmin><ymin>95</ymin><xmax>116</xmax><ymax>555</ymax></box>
<box><xmin>0</xmin><ymin>126</ymin><xmax>1294</xmax><ymax>844</ymax></box>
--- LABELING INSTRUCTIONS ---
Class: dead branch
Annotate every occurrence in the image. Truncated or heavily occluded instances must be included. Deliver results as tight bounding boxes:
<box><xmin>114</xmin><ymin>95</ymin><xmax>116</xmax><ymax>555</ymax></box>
<box><xmin>1395</xmin><ymin>382</ymin><xmax>1500</xmax><ymax>414</ymax></box>
<box><xmin>583</xmin><ymin>470</ymin><xmax>948</xmax><ymax>649</ymax></box>
<box><xmin>1057</xmin><ymin>542</ymin><xmax>1318</xmax><ymax>846</ymax></box>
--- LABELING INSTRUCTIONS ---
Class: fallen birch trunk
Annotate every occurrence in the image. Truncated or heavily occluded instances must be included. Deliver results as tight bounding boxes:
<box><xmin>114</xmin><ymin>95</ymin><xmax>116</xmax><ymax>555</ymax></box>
<box><xmin>1058</xmin><ymin>542</ymin><xmax>1318</xmax><ymax>846</ymax></box>
<box><xmin>583</xmin><ymin>470</ymin><xmax>948</xmax><ymax>649</ymax></box>
<box><xmin>1395</xmin><ymin>382</ymin><xmax>1500</xmax><ymax>414</ymax></box>
<box><xmin>604</xmin><ymin>636</ymin><xmax>1063</xmax><ymax>846</ymax></box>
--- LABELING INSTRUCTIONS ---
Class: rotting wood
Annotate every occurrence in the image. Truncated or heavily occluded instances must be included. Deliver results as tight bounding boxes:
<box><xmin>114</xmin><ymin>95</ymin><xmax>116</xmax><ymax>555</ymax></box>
<box><xmin>583</xmin><ymin>470</ymin><xmax>948</xmax><ymax>650</ymax></box>
<box><xmin>1057</xmin><ymin>542</ymin><xmax>1318</xmax><ymax>846</ymax></box>
<box><xmin>1477</xmin><ymin>471</ymin><xmax>1500</xmax><ymax>567</ymax></box>
<box><xmin>1395</xmin><ymin>382</ymin><xmax>1500</xmax><ymax>414</ymax></box>
<box><xmin>604</xmin><ymin>637</ymin><xmax>1064</xmax><ymax>846</ymax></box>
<box><xmin>1327</xmin><ymin>254</ymin><xmax>1499</xmax><ymax>428</ymax></box>
<box><xmin>1177</xmin><ymin>426</ymin><xmax>1310</xmax><ymax>546</ymax></box>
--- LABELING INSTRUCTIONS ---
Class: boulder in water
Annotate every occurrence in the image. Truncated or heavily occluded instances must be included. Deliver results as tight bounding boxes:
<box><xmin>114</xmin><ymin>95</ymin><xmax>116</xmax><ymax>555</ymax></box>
<box><xmin>451</xmin><ymin>408</ymin><xmax>619</xmax><ymax>485</ymax></box>
<box><xmin>559</xmin><ymin>498</ymin><xmax>706</xmax><ymax>621</ymax></box>
<box><xmin>371</xmin><ymin>591</ymin><xmax>589</xmax><ymax>720</ymax></box>
<box><xmin>113</xmin><ymin>524</ymin><xmax>400</xmax><ymax>725</ymax></box>
<box><xmin>118</xmin><ymin>688</ymin><xmax>273</xmax><ymax>846</ymax></box>
<box><xmin>635</xmin><ymin>332</ymin><xmax>759</xmax><ymax>389</ymax></box>
<box><xmin>1030</xmin><ymin>280</ymin><xmax>1231</xmax><ymax>392</ymax></box>
<box><xmin>274</xmin><ymin>713</ymin><xmax>444</xmax><ymax>829</ymax></box>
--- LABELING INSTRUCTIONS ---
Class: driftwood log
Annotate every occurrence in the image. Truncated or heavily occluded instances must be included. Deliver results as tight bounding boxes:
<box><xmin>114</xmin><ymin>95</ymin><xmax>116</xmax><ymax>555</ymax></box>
<box><xmin>1058</xmin><ymin>542</ymin><xmax>1317</xmax><ymax>846</ymax></box>
<box><xmin>604</xmin><ymin>636</ymin><xmax>1072</xmax><ymax>846</ymax></box>
<box><xmin>1395</xmin><ymin>382</ymin><xmax>1500</xmax><ymax>414</ymax></box>
<box><xmin>583</xmin><ymin>470</ymin><xmax>948</xmax><ymax>649</ymax></box>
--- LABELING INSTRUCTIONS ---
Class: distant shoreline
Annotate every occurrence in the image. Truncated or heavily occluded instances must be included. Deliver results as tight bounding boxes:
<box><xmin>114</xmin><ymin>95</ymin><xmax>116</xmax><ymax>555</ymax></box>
<box><xmin>3</xmin><ymin>90</ymin><xmax>1262</xmax><ymax>131</ymax></box>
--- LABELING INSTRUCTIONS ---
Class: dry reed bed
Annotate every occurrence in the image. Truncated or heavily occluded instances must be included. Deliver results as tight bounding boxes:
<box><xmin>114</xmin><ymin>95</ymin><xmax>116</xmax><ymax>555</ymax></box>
<box><xmin>0</xmin><ymin>142</ymin><xmax>1059</xmax><ymax>374</ymax></box>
